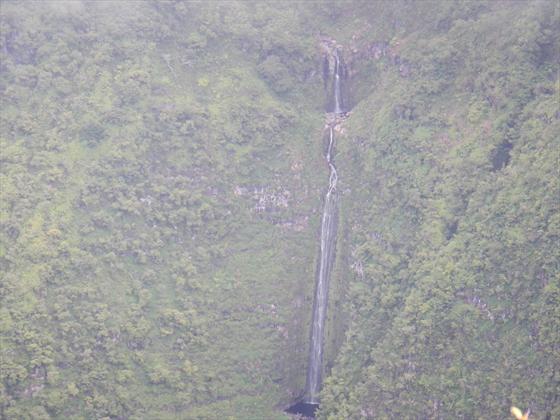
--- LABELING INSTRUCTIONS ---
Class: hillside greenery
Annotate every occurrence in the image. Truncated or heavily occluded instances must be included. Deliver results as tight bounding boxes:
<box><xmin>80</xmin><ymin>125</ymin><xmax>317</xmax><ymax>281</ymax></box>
<box><xmin>1</xmin><ymin>2</ymin><xmax>329</xmax><ymax>418</ymax></box>
<box><xmin>1</xmin><ymin>1</ymin><xmax>558</xmax><ymax>419</ymax></box>
<box><xmin>320</xmin><ymin>1</ymin><xmax>559</xmax><ymax>419</ymax></box>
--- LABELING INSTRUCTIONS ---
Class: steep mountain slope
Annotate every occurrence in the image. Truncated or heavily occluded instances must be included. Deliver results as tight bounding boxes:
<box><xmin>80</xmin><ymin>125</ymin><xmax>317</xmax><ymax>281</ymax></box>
<box><xmin>0</xmin><ymin>2</ymin><xmax>329</xmax><ymax>418</ymax></box>
<box><xmin>320</xmin><ymin>1</ymin><xmax>559</xmax><ymax>419</ymax></box>
<box><xmin>1</xmin><ymin>1</ymin><xmax>558</xmax><ymax>419</ymax></box>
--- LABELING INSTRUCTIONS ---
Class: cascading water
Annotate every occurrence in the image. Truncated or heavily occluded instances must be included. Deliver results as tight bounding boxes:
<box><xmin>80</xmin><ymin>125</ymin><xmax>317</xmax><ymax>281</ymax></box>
<box><xmin>304</xmin><ymin>124</ymin><xmax>338</xmax><ymax>405</ymax></box>
<box><xmin>287</xmin><ymin>45</ymin><xmax>345</xmax><ymax>419</ymax></box>
<box><xmin>333</xmin><ymin>49</ymin><xmax>344</xmax><ymax>115</ymax></box>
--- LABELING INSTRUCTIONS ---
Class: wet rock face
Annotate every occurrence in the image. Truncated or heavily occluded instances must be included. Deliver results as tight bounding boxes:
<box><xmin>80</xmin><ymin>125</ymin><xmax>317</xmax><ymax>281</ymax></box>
<box><xmin>319</xmin><ymin>46</ymin><xmax>348</xmax><ymax>114</ymax></box>
<box><xmin>322</xmin><ymin>55</ymin><xmax>330</xmax><ymax>89</ymax></box>
<box><xmin>319</xmin><ymin>40</ymin><xmax>347</xmax><ymax>77</ymax></box>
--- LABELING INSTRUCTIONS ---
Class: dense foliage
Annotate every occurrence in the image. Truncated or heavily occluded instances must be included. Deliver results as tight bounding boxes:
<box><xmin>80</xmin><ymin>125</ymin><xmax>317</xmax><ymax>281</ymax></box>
<box><xmin>320</xmin><ymin>1</ymin><xmax>559</xmax><ymax>419</ymax></box>
<box><xmin>1</xmin><ymin>1</ymin><xmax>558</xmax><ymax>419</ymax></box>
<box><xmin>0</xmin><ymin>2</ymin><xmax>330</xmax><ymax>418</ymax></box>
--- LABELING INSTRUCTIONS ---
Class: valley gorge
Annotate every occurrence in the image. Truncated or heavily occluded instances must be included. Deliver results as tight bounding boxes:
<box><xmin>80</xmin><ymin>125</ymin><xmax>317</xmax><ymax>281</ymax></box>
<box><xmin>1</xmin><ymin>2</ymin><xmax>558</xmax><ymax>420</ymax></box>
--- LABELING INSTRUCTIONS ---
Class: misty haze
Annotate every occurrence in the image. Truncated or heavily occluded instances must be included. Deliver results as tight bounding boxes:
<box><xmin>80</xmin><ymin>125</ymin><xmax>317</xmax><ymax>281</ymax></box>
<box><xmin>1</xmin><ymin>1</ymin><xmax>558</xmax><ymax>419</ymax></box>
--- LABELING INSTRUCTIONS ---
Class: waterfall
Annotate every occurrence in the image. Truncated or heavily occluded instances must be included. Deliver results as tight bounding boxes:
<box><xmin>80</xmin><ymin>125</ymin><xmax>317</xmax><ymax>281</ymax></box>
<box><xmin>303</xmin><ymin>48</ymin><xmax>344</xmax><ymax>405</ymax></box>
<box><xmin>304</xmin><ymin>125</ymin><xmax>338</xmax><ymax>404</ymax></box>
<box><xmin>286</xmin><ymin>47</ymin><xmax>345</xmax><ymax>418</ymax></box>
<box><xmin>333</xmin><ymin>49</ymin><xmax>344</xmax><ymax>115</ymax></box>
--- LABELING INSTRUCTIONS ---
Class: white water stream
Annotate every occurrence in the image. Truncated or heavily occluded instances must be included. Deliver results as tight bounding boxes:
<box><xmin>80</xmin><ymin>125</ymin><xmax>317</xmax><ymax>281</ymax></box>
<box><xmin>304</xmin><ymin>48</ymin><xmax>344</xmax><ymax>404</ymax></box>
<box><xmin>304</xmin><ymin>125</ymin><xmax>338</xmax><ymax>404</ymax></box>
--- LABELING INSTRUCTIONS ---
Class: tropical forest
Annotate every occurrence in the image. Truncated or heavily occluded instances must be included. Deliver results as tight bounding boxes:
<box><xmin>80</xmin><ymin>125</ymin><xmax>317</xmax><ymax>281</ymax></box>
<box><xmin>0</xmin><ymin>1</ymin><xmax>558</xmax><ymax>419</ymax></box>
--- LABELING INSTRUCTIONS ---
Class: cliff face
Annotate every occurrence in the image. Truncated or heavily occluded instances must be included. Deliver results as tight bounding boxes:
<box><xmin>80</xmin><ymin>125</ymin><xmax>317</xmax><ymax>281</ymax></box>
<box><xmin>1</xmin><ymin>1</ymin><xmax>558</xmax><ymax>419</ymax></box>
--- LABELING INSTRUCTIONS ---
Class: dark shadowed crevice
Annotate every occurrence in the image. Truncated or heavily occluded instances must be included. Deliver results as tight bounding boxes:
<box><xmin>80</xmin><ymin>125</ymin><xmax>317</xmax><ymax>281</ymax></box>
<box><xmin>286</xmin><ymin>401</ymin><xmax>319</xmax><ymax>418</ymax></box>
<box><xmin>491</xmin><ymin>140</ymin><xmax>513</xmax><ymax>171</ymax></box>
<box><xmin>445</xmin><ymin>219</ymin><xmax>459</xmax><ymax>240</ymax></box>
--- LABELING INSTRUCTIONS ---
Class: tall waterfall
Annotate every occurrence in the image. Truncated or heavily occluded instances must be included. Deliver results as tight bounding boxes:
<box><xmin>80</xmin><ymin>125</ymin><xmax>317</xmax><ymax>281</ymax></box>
<box><xmin>333</xmin><ymin>50</ymin><xmax>344</xmax><ymax>115</ymax></box>
<box><xmin>304</xmin><ymin>125</ymin><xmax>338</xmax><ymax>404</ymax></box>
<box><xmin>304</xmin><ymin>48</ymin><xmax>344</xmax><ymax>405</ymax></box>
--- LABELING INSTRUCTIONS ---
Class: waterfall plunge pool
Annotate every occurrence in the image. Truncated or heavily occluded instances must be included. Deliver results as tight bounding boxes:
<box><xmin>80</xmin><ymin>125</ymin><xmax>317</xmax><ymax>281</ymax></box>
<box><xmin>286</xmin><ymin>401</ymin><xmax>319</xmax><ymax>418</ymax></box>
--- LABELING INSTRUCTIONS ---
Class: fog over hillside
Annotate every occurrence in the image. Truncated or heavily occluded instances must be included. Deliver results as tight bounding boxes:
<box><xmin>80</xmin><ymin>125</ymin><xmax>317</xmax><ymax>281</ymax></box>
<box><xmin>1</xmin><ymin>1</ymin><xmax>558</xmax><ymax>419</ymax></box>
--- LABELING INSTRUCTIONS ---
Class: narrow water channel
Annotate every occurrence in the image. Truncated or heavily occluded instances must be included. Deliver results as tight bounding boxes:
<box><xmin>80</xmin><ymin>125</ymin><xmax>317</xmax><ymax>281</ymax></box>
<box><xmin>288</xmin><ymin>47</ymin><xmax>346</xmax><ymax>418</ymax></box>
<box><xmin>304</xmin><ymin>123</ymin><xmax>338</xmax><ymax>405</ymax></box>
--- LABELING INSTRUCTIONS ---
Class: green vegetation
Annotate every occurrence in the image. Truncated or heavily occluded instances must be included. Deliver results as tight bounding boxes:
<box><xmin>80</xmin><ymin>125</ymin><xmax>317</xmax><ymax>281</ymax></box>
<box><xmin>0</xmin><ymin>2</ymin><xmax>328</xmax><ymax>418</ymax></box>
<box><xmin>320</xmin><ymin>2</ymin><xmax>559</xmax><ymax>419</ymax></box>
<box><xmin>1</xmin><ymin>1</ymin><xmax>558</xmax><ymax>419</ymax></box>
